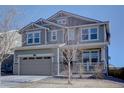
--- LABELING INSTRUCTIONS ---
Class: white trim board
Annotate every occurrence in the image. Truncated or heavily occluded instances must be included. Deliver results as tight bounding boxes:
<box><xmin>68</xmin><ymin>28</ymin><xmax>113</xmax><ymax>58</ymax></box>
<box><xmin>15</xmin><ymin>43</ymin><xmax>66</xmax><ymax>50</ymax></box>
<box><xmin>18</xmin><ymin>53</ymin><xmax>53</xmax><ymax>57</ymax></box>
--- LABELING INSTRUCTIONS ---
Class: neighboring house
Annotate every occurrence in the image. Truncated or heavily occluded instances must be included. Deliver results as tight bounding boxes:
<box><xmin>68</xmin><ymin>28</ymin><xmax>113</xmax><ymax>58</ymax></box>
<box><xmin>0</xmin><ymin>30</ymin><xmax>22</xmax><ymax>53</ymax></box>
<box><xmin>0</xmin><ymin>30</ymin><xmax>21</xmax><ymax>74</ymax></box>
<box><xmin>13</xmin><ymin>10</ymin><xmax>110</xmax><ymax>76</ymax></box>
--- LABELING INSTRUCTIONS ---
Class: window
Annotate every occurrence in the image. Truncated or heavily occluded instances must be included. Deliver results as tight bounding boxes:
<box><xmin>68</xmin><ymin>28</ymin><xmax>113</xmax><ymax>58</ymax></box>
<box><xmin>27</xmin><ymin>31</ymin><xmax>41</xmax><ymax>45</ymax></box>
<box><xmin>57</xmin><ymin>18</ymin><xmax>66</xmax><ymax>25</ymax></box>
<box><xmin>83</xmin><ymin>50</ymin><xmax>99</xmax><ymax>63</ymax></box>
<box><xmin>27</xmin><ymin>33</ymin><xmax>33</xmax><ymax>44</ymax></box>
<box><xmin>90</xmin><ymin>28</ymin><xmax>97</xmax><ymax>39</ymax></box>
<box><xmin>29</xmin><ymin>57</ymin><xmax>35</xmax><ymax>60</ymax></box>
<box><xmin>68</xmin><ymin>30</ymin><xmax>75</xmax><ymax>40</ymax></box>
<box><xmin>81</xmin><ymin>27</ymin><xmax>98</xmax><ymax>41</ymax></box>
<box><xmin>23</xmin><ymin>57</ymin><xmax>28</xmax><ymax>60</ymax></box>
<box><xmin>34</xmin><ymin>32</ymin><xmax>40</xmax><ymax>43</ymax></box>
<box><xmin>51</xmin><ymin>31</ymin><xmax>57</xmax><ymax>41</ymax></box>
<box><xmin>36</xmin><ymin>57</ymin><xmax>43</xmax><ymax>59</ymax></box>
<box><xmin>81</xmin><ymin>29</ymin><xmax>89</xmax><ymax>40</ymax></box>
<box><xmin>44</xmin><ymin>57</ymin><xmax>51</xmax><ymax>59</ymax></box>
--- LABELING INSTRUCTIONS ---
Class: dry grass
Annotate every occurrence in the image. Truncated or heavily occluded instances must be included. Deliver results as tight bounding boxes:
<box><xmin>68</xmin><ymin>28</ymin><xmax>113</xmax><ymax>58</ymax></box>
<box><xmin>15</xmin><ymin>77</ymin><xmax>124</xmax><ymax>88</ymax></box>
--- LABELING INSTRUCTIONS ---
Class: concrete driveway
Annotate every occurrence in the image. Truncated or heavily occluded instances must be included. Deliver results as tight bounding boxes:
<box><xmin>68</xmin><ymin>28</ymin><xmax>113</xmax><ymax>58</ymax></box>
<box><xmin>0</xmin><ymin>75</ymin><xmax>51</xmax><ymax>88</ymax></box>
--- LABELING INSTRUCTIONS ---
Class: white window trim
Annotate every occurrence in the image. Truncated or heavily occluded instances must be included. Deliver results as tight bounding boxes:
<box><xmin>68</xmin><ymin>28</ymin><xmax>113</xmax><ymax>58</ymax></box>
<box><xmin>51</xmin><ymin>30</ymin><xmax>57</xmax><ymax>41</ymax></box>
<box><xmin>80</xmin><ymin>26</ymin><xmax>99</xmax><ymax>42</ymax></box>
<box><xmin>26</xmin><ymin>31</ymin><xmax>41</xmax><ymax>45</ymax></box>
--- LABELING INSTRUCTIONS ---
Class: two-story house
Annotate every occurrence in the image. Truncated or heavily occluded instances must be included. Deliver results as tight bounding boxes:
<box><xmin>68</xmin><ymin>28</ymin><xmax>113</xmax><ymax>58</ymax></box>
<box><xmin>13</xmin><ymin>10</ymin><xmax>110</xmax><ymax>76</ymax></box>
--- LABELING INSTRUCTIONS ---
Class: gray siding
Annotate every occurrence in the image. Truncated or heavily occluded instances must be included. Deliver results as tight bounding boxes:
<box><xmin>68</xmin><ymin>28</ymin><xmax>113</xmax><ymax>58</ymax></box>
<box><xmin>67</xmin><ymin>17</ymin><xmax>96</xmax><ymax>26</ymax></box>
<box><xmin>47</xmin><ymin>30</ymin><xmax>64</xmax><ymax>44</ymax></box>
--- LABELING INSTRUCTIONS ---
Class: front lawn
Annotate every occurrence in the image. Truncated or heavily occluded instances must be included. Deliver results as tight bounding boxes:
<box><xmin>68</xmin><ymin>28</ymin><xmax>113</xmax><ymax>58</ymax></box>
<box><xmin>16</xmin><ymin>77</ymin><xmax>124</xmax><ymax>88</ymax></box>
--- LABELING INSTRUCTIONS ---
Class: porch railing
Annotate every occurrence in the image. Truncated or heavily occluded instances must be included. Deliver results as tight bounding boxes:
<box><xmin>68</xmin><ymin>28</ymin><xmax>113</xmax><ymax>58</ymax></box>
<box><xmin>60</xmin><ymin>62</ymin><xmax>105</xmax><ymax>75</ymax></box>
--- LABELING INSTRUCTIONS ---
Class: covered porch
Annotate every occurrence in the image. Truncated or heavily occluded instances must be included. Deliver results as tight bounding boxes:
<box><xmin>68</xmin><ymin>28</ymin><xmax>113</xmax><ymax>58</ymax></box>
<box><xmin>58</xmin><ymin>42</ymin><xmax>108</xmax><ymax>75</ymax></box>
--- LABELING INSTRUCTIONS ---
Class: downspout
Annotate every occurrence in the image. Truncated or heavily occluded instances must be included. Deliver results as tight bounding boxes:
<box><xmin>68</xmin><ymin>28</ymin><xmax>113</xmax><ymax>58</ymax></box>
<box><xmin>57</xmin><ymin>48</ymin><xmax>60</xmax><ymax>76</ymax></box>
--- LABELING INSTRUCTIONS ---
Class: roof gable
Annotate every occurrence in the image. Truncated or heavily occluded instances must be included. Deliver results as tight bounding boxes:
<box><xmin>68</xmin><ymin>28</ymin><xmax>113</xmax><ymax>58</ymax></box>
<box><xmin>35</xmin><ymin>18</ymin><xmax>66</xmax><ymax>28</ymax></box>
<box><xmin>19</xmin><ymin>22</ymin><xmax>49</xmax><ymax>33</ymax></box>
<box><xmin>47</xmin><ymin>10</ymin><xmax>102</xmax><ymax>23</ymax></box>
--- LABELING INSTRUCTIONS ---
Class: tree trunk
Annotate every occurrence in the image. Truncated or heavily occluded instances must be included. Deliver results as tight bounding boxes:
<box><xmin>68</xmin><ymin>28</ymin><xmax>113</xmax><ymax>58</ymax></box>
<box><xmin>68</xmin><ymin>61</ymin><xmax>71</xmax><ymax>84</ymax></box>
<box><xmin>0</xmin><ymin>62</ymin><xmax>1</xmax><ymax>84</ymax></box>
<box><xmin>0</xmin><ymin>62</ymin><xmax>1</xmax><ymax>76</ymax></box>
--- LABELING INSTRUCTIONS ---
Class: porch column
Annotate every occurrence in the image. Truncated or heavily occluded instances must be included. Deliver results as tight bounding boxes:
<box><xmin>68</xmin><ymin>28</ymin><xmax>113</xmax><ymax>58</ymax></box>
<box><xmin>51</xmin><ymin>56</ymin><xmax>54</xmax><ymax>76</ymax></box>
<box><xmin>101</xmin><ymin>47</ymin><xmax>107</xmax><ymax>71</ymax></box>
<box><xmin>17</xmin><ymin>56</ymin><xmax>20</xmax><ymax>75</ymax></box>
<box><xmin>57</xmin><ymin>48</ymin><xmax>60</xmax><ymax>76</ymax></box>
<box><xmin>45</xmin><ymin>29</ymin><xmax>47</xmax><ymax>44</ymax></box>
<box><xmin>86</xmin><ymin>62</ymin><xmax>90</xmax><ymax>72</ymax></box>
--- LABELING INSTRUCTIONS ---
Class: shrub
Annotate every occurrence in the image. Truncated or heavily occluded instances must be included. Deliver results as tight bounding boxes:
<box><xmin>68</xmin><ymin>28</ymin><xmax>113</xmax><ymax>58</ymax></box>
<box><xmin>109</xmin><ymin>67</ymin><xmax>124</xmax><ymax>80</ymax></box>
<box><xmin>94</xmin><ymin>62</ymin><xmax>105</xmax><ymax>79</ymax></box>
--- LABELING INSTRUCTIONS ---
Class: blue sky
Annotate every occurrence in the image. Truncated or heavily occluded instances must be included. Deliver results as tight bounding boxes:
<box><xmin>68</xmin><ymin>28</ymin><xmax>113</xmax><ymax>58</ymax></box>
<box><xmin>0</xmin><ymin>5</ymin><xmax>124</xmax><ymax>67</ymax></box>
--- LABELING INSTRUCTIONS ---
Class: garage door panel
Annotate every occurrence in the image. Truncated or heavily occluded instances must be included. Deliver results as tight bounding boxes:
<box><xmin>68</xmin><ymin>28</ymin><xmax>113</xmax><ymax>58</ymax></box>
<box><xmin>20</xmin><ymin>57</ymin><xmax>52</xmax><ymax>75</ymax></box>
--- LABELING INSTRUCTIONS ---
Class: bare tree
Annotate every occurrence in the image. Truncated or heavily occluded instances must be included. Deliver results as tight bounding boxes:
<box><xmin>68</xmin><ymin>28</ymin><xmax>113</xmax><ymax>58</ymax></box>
<box><xmin>61</xmin><ymin>46</ymin><xmax>77</xmax><ymax>84</ymax></box>
<box><xmin>0</xmin><ymin>8</ymin><xmax>19</xmax><ymax>76</ymax></box>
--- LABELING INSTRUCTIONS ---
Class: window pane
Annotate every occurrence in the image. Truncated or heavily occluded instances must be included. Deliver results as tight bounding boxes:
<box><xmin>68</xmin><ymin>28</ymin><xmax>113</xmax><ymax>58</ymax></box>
<box><xmin>44</xmin><ymin>57</ymin><xmax>51</xmax><ymax>59</ymax></box>
<box><xmin>34</xmin><ymin>32</ymin><xmax>40</xmax><ymax>43</ymax></box>
<box><xmin>23</xmin><ymin>57</ymin><xmax>28</xmax><ymax>60</ymax></box>
<box><xmin>53</xmin><ymin>32</ymin><xmax>56</xmax><ymax>35</ymax></box>
<box><xmin>28</xmin><ymin>33</ymin><xmax>33</xmax><ymax>39</ymax></box>
<box><xmin>36</xmin><ymin>57</ymin><xmax>43</xmax><ymax>59</ymax></box>
<box><xmin>90</xmin><ymin>28</ymin><xmax>97</xmax><ymax>39</ymax></box>
<box><xmin>29</xmin><ymin>57</ymin><xmax>35</xmax><ymax>60</ymax></box>
<box><xmin>28</xmin><ymin>38</ymin><xmax>33</xmax><ymax>44</ymax></box>
<box><xmin>27</xmin><ymin>33</ymin><xmax>33</xmax><ymax>44</ymax></box>
<box><xmin>83</xmin><ymin>51</ymin><xmax>90</xmax><ymax>63</ymax></box>
<box><xmin>34</xmin><ymin>38</ymin><xmax>39</xmax><ymax>43</ymax></box>
<box><xmin>82</xmin><ymin>29</ymin><xmax>88</xmax><ymax>34</ymax></box>
<box><xmin>91</xmin><ymin>28</ymin><xmax>97</xmax><ymax>34</ymax></box>
<box><xmin>81</xmin><ymin>29</ymin><xmax>89</xmax><ymax>40</ymax></box>
<box><xmin>91</xmin><ymin>51</ymin><xmax>98</xmax><ymax>62</ymax></box>
<box><xmin>91</xmin><ymin>34</ymin><xmax>97</xmax><ymax>39</ymax></box>
<box><xmin>82</xmin><ymin>35</ymin><xmax>88</xmax><ymax>40</ymax></box>
<box><xmin>83</xmin><ymin>52</ymin><xmax>89</xmax><ymax>58</ymax></box>
<box><xmin>51</xmin><ymin>31</ymin><xmax>57</xmax><ymax>40</ymax></box>
<box><xmin>34</xmin><ymin>33</ymin><xmax>40</xmax><ymax>38</ymax></box>
<box><xmin>53</xmin><ymin>36</ymin><xmax>56</xmax><ymax>40</ymax></box>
